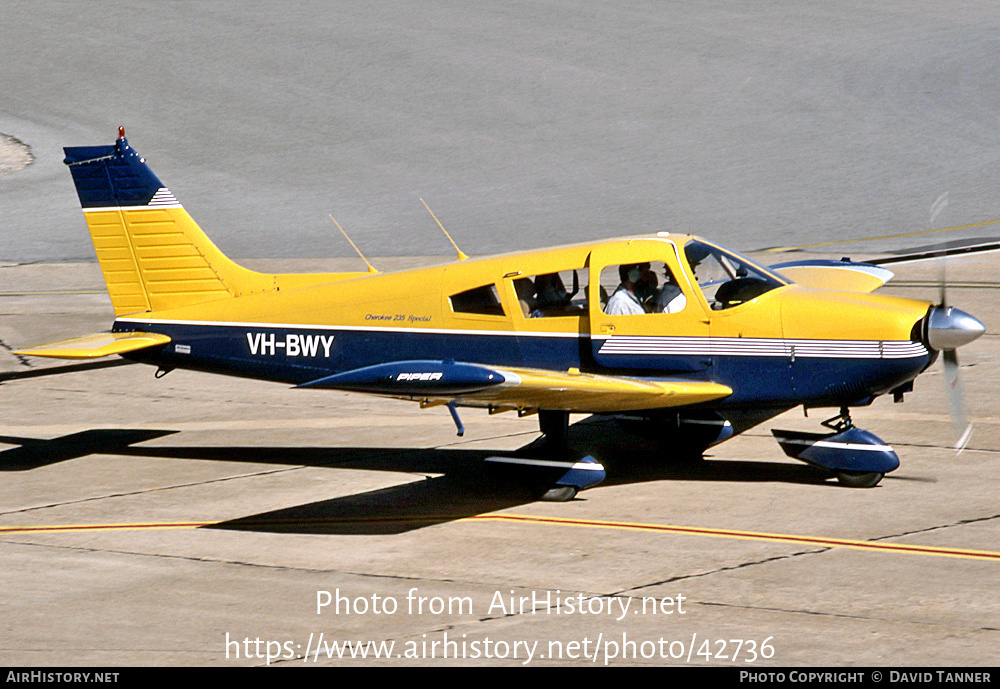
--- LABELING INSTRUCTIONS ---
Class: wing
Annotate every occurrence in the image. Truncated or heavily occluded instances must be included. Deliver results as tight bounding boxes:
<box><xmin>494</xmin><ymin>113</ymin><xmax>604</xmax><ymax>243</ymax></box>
<box><xmin>769</xmin><ymin>259</ymin><xmax>894</xmax><ymax>293</ymax></box>
<box><xmin>454</xmin><ymin>366</ymin><xmax>732</xmax><ymax>413</ymax></box>
<box><xmin>14</xmin><ymin>331</ymin><xmax>172</xmax><ymax>359</ymax></box>
<box><xmin>299</xmin><ymin>360</ymin><xmax>732</xmax><ymax>414</ymax></box>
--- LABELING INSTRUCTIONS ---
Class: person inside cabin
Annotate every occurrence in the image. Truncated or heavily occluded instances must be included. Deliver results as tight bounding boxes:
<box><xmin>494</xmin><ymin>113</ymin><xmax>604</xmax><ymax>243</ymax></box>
<box><xmin>604</xmin><ymin>263</ymin><xmax>654</xmax><ymax>315</ymax></box>
<box><xmin>533</xmin><ymin>272</ymin><xmax>579</xmax><ymax>316</ymax></box>
<box><xmin>513</xmin><ymin>277</ymin><xmax>535</xmax><ymax>317</ymax></box>
<box><xmin>655</xmin><ymin>266</ymin><xmax>687</xmax><ymax>313</ymax></box>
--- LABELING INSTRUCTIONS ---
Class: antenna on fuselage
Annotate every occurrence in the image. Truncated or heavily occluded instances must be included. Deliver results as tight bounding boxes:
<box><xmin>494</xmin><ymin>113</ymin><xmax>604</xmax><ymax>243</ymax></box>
<box><xmin>329</xmin><ymin>215</ymin><xmax>378</xmax><ymax>274</ymax></box>
<box><xmin>420</xmin><ymin>198</ymin><xmax>469</xmax><ymax>261</ymax></box>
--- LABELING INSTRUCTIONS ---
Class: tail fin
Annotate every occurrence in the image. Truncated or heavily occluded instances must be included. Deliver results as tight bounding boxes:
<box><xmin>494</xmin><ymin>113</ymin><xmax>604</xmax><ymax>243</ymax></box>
<box><xmin>64</xmin><ymin>128</ymin><xmax>276</xmax><ymax>315</ymax></box>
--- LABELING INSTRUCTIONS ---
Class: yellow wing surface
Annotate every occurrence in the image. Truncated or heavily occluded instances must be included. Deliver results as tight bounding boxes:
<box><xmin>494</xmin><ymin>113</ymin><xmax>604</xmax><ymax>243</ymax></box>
<box><xmin>429</xmin><ymin>367</ymin><xmax>732</xmax><ymax>414</ymax></box>
<box><xmin>773</xmin><ymin>262</ymin><xmax>894</xmax><ymax>293</ymax></box>
<box><xmin>300</xmin><ymin>361</ymin><xmax>732</xmax><ymax>414</ymax></box>
<box><xmin>14</xmin><ymin>331</ymin><xmax>171</xmax><ymax>359</ymax></box>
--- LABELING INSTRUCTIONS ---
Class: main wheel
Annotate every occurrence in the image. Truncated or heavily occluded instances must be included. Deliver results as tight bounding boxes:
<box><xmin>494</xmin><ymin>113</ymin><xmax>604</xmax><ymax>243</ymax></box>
<box><xmin>541</xmin><ymin>486</ymin><xmax>578</xmax><ymax>502</ymax></box>
<box><xmin>835</xmin><ymin>471</ymin><xmax>884</xmax><ymax>488</ymax></box>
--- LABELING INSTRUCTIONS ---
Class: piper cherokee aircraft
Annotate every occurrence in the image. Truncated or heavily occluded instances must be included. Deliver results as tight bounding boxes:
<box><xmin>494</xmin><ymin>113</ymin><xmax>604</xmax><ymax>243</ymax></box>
<box><xmin>13</xmin><ymin>129</ymin><xmax>986</xmax><ymax>499</ymax></box>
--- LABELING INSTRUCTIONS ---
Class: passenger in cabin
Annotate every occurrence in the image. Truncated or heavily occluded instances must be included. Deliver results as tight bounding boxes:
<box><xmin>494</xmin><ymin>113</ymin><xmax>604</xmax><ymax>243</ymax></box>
<box><xmin>605</xmin><ymin>263</ymin><xmax>652</xmax><ymax>315</ymax></box>
<box><xmin>533</xmin><ymin>272</ymin><xmax>577</xmax><ymax>316</ymax></box>
<box><xmin>635</xmin><ymin>267</ymin><xmax>659</xmax><ymax>304</ymax></box>
<box><xmin>655</xmin><ymin>267</ymin><xmax>687</xmax><ymax>313</ymax></box>
<box><xmin>513</xmin><ymin>277</ymin><xmax>535</xmax><ymax>317</ymax></box>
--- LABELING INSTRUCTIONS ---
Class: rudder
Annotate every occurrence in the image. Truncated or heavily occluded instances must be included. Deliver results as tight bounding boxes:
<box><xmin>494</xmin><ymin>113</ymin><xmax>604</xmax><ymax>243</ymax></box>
<box><xmin>64</xmin><ymin>128</ymin><xmax>276</xmax><ymax>315</ymax></box>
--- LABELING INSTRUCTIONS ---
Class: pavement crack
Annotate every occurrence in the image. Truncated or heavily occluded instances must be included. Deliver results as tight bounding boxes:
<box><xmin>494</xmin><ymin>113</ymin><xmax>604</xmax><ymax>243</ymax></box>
<box><xmin>613</xmin><ymin>547</ymin><xmax>833</xmax><ymax>596</ymax></box>
<box><xmin>696</xmin><ymin>599</ymin><xmax>1000</xmax><ymax>632</ymax></box>
<box><xmin>0</xmin><ymin>466</ymin><xmax>304</xmax><ymax>518</ymax></box>
<box><xmin>612</xmin><ymin>510</ymin><xmax>1000</xmax><ymax>596</ymax></box>
<box><xmin>867</xmin><ymin>511</ymin><xmax>1000</xmax><ymax>544</ymax></box>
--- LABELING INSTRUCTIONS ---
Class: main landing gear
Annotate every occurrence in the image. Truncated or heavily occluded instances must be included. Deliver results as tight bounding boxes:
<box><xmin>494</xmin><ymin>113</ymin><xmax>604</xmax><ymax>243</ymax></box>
<box><xmin>484</xmin><ymin>410</ymin><xmax>606</xmax><ymax>502</ymax></box>
<box><xmin>772</xmin><ymin>407</ymin><xmax>899</xmax><ymax>488</ymax></box>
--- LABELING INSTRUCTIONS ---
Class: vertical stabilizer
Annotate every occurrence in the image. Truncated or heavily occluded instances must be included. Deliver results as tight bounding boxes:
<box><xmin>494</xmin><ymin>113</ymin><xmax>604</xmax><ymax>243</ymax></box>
<box><xmin>64</xmin><ymin>129</ymin><xmax>275</xmax><ymax>315</ymax></box>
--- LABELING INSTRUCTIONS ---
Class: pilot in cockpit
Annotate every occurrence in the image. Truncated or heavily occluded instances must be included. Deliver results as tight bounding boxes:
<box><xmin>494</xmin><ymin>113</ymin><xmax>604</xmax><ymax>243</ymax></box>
<box><xmin>605</xmin><ymin>263</ymin><xmax>653</xmax><ymax>315</ymax></box>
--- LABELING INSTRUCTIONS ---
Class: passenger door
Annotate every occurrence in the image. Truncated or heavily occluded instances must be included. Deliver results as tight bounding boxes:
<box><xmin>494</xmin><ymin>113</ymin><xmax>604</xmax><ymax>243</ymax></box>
<box><xmin>587</xmin><ymin>241</ymin><xmax>711</xmax><ymax>373</ymax></box>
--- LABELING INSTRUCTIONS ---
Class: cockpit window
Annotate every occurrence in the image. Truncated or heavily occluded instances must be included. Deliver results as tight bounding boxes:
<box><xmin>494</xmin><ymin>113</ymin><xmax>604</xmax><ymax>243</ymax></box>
<box><xmin>684</xmin><ymin>241</ymin><xmax>784</xmax><ymax>310</ymax></box>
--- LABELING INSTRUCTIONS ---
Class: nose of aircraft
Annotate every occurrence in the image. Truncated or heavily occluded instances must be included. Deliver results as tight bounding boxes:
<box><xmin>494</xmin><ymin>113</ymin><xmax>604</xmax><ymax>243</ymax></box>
<box><xmin>925</xmin><ymin>305</ymin><xmax>986</xmax><ymax>351</ymax></box>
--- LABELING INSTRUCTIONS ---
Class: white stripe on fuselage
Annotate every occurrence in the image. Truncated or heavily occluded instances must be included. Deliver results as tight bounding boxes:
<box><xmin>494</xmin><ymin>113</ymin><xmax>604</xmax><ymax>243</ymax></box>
<box><xmin>597</xmin><ymin>336</ymin><xmax>927</xmax><ymax>359</ymax></box>
<box><xmin>116</xmin><ymin>317</ymin><xmax>929</xmax><ymax>359</ymax></box>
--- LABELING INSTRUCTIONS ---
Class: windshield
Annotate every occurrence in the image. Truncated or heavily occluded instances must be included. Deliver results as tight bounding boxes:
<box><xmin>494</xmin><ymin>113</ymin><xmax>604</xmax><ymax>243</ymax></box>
<box><xmin>683</xmin><ymin>240</ymin><xmax>785</xmax><ymax>310</ymax></box>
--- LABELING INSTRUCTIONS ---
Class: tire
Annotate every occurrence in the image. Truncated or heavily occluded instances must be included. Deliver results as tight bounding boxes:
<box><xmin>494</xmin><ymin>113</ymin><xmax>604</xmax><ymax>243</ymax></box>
<box><xmin>835</xmin><ymin>471</ymin><xmax>884</xmax><ymax>488</ymax></box>
<box><xmin>541</xmin><ymin>486</ymin><xmax>578</xmax><ymax>502</ymax></box>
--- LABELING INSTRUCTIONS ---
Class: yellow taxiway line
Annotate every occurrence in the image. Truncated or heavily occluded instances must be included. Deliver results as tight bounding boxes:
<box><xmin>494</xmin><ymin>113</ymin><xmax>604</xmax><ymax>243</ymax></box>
<box><xmin>761</xmin><ymin>218</ymin><xmax>1000</xmax><ymax>253</ymax></box>
<box><xmin>475</xmin><ymin>514</ymin><xmax>1000</xmax><ymax>562</ymax></box>
<box><xmin>0</xmin><ymin>521</ymin><xmax>210</xmax><ymax>533</ymax></box>
<box><xmin>2</xmin><ymin>513</ymin><xmax>998</xmax><ymax>562</ymax></box>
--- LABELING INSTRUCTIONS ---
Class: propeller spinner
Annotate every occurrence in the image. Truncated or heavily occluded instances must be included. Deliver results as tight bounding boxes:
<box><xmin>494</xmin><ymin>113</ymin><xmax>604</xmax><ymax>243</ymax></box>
<box><xmin>923</xmin><ymin>303</ymin><xmax>985</xmax><ymax>452</ymax></box>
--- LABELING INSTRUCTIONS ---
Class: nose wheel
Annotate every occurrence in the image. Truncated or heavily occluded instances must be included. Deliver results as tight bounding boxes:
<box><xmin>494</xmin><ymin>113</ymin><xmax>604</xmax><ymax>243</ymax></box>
<box><xmin>833</xmin><ymin>470</ymin><xmax>885</xmax><ymax>488</ymax></box>
<box><xmin>773</xmin><ymin>407</ymin><xmax>898</xmax><ymax>488</ymax></box>
<box><xmin>823</xmin><ymin>409</ymin><xmax>884</xmax><ymax>487</ymax></box>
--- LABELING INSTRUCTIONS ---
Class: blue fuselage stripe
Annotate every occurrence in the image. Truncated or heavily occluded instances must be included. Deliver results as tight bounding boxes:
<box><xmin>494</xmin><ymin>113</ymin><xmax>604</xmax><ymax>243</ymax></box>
<box><xmin>114</xmin><ymin>320</ymin><xmax>930</xmax><ymax>408</ymax></box>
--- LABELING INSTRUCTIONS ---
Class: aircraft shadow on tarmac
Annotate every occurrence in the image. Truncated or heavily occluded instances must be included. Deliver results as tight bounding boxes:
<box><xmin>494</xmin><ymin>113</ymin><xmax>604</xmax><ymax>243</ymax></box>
<box><xmin>0</xmin><ymin>418</ymin><xmax>829</xmax><ymax>535</ymax></box>
<box><xmin>0</xmin><ymin>429</ymin><xmax>178</xmax><ymax>470</ymax></box>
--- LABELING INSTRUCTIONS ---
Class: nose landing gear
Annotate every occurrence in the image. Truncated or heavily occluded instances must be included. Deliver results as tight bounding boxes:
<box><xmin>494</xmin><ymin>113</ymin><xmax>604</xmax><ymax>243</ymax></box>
<box><xmin>772</xmin><ymin>408</ymin><xmax>898</xmax><ymax>488</ymax></box>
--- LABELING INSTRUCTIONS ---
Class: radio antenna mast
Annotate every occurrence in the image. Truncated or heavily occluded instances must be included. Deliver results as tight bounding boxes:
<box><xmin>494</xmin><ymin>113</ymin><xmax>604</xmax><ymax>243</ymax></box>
<box><xmin>329</xmin><ymin>215</ymin><xmax>378</xmax><ymax>273</ymax></box>
<box><xmin>420</xmin><ymin>198</ymin><xmax>468</xmax><ymax>261</ymax></box>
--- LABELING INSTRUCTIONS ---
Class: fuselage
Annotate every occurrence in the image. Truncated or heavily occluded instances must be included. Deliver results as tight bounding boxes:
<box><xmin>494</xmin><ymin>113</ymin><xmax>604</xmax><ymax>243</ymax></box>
<box><xmin>113</xmin><ymin>234</ymin><xmax>934</xmax><ymax>413</ymax></box>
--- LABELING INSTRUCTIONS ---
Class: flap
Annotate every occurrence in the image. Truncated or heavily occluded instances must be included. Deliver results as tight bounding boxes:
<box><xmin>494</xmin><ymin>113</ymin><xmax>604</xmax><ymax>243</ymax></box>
<box><xmin>15</xmin><ymin>331</ymin><xmax>171</xmax><ymax>360</ymax></box>
<box><xmin>770</xmin><ymin>260</ymin><xmax>894</xmax><ymax>293</ymax></box>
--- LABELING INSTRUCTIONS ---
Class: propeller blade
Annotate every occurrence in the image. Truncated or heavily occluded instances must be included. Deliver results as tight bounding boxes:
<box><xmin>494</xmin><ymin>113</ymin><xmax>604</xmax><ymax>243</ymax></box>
<box><xmin>926</xmin><ymin>193</ymin><xmax>975</xmax><ymax>453</ymax></box>
<box><xmin>942</xmin><ymin>348</ymin><xmax>972</xmax><ymax>453</ymax></box>
<box><xmin>938</xmin><ymin>261</ymin><xmax>947</xmax><ymax>308</ymax></box>
<box><xmin>930</xmin><ymin>191</ymin><xmax>949</xmax><ymax>308</ymax></box>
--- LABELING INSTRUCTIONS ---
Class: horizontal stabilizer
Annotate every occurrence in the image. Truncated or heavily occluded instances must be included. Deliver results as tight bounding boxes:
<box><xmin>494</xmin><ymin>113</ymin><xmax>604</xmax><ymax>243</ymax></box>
<box><xmin>15</xmin><ymin>331</ymin><xmax>171</xmax><ymax>360</ymax></box>
<box><xmin>770</xmin><ymin>259</ymin><xmax>893</xmax><ymax>293</ymax></box>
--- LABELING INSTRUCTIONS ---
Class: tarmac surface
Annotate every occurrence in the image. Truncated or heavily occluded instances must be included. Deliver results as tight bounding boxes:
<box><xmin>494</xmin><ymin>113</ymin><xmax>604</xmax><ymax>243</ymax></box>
<box><xmin>1</xmin><ymin>255</ymin><xmax>998</xmax><ymax>667</ymax></box>
<box><xmin>2</xmin><ymin>1</ymin><xmax>1000</xmax><ymax>668</ymax></box>
<box><xmin>2</xmin><ymin>3</ymin><xmax>1000</xmax><ymax>263</ymax></box>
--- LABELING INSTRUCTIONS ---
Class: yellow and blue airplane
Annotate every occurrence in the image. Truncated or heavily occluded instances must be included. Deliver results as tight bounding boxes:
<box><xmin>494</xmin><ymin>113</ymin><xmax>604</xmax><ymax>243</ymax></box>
<box><xmin>14</xmin><ymin>129</ymin><xmax>986</xmax><ymax>498</ymax></box>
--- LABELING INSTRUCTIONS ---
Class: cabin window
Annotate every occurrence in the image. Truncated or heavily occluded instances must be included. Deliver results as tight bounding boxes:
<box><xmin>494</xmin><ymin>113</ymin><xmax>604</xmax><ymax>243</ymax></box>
<box><xmin>450</xmin><ymin>284</ymin><xmax>505</xmax><ymax>316</ymax></box>
<box><xmin>598</xmin><ymin>261</ymin><xmax>687</xmax><ymax>315</ymax></box>
<box><xmin>512</xmin><ymin>268</ymin><xmax>587</xmax><ymax>318</ymax></box>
